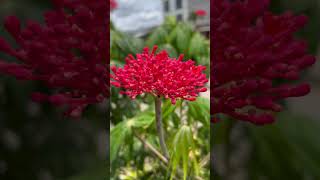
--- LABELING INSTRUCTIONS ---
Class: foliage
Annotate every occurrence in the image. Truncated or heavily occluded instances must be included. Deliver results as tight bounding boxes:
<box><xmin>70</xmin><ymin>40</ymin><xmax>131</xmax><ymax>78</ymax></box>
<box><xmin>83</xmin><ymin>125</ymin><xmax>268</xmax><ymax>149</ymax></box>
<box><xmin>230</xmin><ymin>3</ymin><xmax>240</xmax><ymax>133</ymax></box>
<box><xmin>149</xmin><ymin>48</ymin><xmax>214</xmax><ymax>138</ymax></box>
<box><xmin>212</xmin><ymin>113</ymin><xmax>320</xmax><ymax>180</ymax></box>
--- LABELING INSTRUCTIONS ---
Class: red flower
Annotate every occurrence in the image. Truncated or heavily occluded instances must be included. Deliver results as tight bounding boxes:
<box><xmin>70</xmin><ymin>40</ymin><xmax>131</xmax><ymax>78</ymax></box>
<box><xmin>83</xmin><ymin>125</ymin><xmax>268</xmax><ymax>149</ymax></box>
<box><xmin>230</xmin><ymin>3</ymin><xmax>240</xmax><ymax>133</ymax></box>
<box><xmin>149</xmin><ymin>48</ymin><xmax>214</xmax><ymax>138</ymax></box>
<box><xmin>194</xmin><ymin>9</ymin><xmax>207</xmax><ymax>17</ymax></box>
<box><xmin>212</xmin><ymin>0</ymin><xmax>316</xmax><ymax>124</ymax></box>
<box><xmin>0</xmin><ymin>0</ymin><xmax>108</xmax><ymax>117</ymax></box>
<box><xmin>110</xmin><ymin>0</ymin><xmax>117</xmax><ymax>11</ymax></box>
<box><xmin>111</xmin><ymin>46</ymin><xmax>208</xmax><ymax>104</ymax></box>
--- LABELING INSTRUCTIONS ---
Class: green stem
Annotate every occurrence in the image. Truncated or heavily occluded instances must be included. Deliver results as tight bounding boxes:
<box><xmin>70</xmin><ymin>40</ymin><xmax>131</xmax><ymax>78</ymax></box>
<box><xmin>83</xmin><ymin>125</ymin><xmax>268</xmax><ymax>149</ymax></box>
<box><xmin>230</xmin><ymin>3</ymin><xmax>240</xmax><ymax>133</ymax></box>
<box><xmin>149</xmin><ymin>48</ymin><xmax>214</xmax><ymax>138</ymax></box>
<box><xmin>155</xmin><ymin>96</ymin><xmax>169</xmax><ymax>158</ymax></box>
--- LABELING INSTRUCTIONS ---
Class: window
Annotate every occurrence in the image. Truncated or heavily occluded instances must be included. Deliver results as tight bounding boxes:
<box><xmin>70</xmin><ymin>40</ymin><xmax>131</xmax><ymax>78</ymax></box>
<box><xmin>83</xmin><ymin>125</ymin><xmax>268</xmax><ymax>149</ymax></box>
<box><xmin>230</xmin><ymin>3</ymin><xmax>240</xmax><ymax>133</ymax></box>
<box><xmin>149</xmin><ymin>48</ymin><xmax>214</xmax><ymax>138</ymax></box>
<box><xmin>176</xmin><ymin>0</ymin><xmax>182</xmax><ymax>9</ymax></box>
<box><xmin>164</xmin><ymin>1</ymin><xmax>169</xmax><ymax>12</ymax></box>
<box><xmin>176</xmin><ymin>14</ymin><xmax>183</xmax><ymax>21</ymax></box>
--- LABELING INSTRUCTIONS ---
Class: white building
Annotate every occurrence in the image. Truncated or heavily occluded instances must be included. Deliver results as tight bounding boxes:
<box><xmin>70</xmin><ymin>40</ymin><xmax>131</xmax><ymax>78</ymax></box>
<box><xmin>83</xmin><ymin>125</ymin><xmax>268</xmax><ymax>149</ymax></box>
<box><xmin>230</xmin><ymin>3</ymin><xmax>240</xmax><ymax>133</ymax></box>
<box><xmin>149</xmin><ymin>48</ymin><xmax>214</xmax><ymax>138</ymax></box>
<box><xmin>163</xmin><ymin>0</ymin><xmax>210</xmax><ymax>35</ymax></box>
<box><xmin>111</xmin><ymin>0</ymin><xmax>210</xmax><ymax>36</ymax></box>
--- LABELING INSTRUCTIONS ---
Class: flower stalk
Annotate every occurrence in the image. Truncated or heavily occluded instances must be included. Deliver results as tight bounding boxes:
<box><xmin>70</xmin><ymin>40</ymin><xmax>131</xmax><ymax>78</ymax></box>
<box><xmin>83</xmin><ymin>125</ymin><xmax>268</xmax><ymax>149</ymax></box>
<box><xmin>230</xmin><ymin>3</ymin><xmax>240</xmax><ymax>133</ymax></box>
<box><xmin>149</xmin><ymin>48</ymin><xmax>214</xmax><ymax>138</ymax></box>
<box><xmin>155</xmin><ymin>96</ymin><xmax>169</xmax><ymax>158</ymax></box>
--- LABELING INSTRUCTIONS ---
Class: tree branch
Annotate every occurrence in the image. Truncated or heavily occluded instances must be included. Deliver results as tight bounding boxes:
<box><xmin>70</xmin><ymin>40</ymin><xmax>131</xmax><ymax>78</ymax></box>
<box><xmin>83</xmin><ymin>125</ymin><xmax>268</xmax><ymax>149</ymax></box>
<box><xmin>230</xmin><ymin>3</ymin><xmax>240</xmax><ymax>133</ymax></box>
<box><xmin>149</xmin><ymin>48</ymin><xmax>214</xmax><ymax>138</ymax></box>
<box><xmin>133</xmin><ymin>130</ymin><xmax>168</xmax><ymax>164</ymax></box>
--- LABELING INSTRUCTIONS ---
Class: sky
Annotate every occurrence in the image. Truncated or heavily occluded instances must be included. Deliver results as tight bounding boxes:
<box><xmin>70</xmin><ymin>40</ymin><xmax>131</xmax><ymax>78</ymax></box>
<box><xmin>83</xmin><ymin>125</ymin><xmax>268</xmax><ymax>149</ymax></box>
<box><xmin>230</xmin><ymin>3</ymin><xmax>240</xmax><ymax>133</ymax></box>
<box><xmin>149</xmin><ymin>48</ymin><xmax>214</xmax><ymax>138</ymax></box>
<box><xmin>111</xmin><ymin>0</ymin><xmax>164</xmax><ymax>35</ymax></box>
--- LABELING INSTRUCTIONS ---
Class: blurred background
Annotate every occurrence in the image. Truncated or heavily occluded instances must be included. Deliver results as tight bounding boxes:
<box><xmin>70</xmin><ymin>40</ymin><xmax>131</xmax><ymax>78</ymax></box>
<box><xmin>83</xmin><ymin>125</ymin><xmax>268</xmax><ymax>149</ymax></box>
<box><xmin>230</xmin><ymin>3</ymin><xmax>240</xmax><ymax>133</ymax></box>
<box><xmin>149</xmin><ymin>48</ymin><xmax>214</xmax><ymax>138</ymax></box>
<box><xmin>1</xmin><ymin>0</ymin><xmax>320</xmax><ymax>179</ymax></box>
<box><xmin>0</xmin><ymin>1</ymin><xmax>106</xmax><ymax>180</ymax></box>
<box><xmin>111</xmin><ymin>0</ymin><xmax>210</xmax><ymax>37</ymax></box>
<box><xmin>212</xmin><ymin>0</ymin><xmax>320</xmax><ymax>180</ymax></box>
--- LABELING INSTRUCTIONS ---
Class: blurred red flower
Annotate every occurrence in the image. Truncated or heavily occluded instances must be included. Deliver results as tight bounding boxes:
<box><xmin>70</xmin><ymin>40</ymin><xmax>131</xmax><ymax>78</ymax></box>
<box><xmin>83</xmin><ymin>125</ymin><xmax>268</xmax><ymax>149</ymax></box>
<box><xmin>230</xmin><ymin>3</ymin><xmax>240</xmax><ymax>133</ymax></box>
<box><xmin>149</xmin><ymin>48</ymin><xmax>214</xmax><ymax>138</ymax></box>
<box><xmin>194</xmin><ymin>9</ymin><xmax>207</xmax><ymax>17</ymax></box>
<box><xmin>110</xmin><ymin>0</ymin><xmax>117</xmax><ymax>11</ymax></box>
<box><xmin>111</xmin><ymin>46</ymin><xmax>208</xmax><ymax>104</ymax></box>
<box><xmin>212</xmin><ymin>0</ymin><xmax>316</xmax><ymax>124</ymax></box>
<box><xmin>0</xmin><ymin>0</ymin><xmax>108</xmax><ymax>117</ymax></box>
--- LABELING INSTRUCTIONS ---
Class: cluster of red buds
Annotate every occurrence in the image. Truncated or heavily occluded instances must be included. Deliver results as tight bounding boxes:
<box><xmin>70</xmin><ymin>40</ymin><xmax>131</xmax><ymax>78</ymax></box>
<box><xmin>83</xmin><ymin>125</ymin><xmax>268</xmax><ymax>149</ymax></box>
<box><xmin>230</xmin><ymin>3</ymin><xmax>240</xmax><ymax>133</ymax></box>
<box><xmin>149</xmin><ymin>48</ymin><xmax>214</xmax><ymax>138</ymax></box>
<box><xmin>0</xmin><ymin>0</ymin><xmax>108</xmax><ymax>117</ymax></box>
<box><xmin>211</xmin><ymin>0</ymin><xmax>316</xmax><ymax>124</ymax></box>
<box><xmin>111</xmin><ymin>46</ymin><xmax>208</xmax><ymax>104</ymax></box>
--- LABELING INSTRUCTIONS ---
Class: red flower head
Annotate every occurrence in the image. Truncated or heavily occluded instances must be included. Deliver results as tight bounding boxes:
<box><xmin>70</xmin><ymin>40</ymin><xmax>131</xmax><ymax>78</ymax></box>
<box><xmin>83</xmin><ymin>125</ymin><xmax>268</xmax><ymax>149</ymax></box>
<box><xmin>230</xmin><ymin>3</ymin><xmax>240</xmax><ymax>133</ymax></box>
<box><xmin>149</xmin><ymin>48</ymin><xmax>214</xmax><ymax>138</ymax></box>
<box><xmin>212</xmin><ymin>0</ymin><xmax>316</xmax><ymax>124</ymax></box>
<box><xmin>111</xmin><ymin>46</ymin><xmax>208</xmax><ymax>104</ymax></box>
<box><xmin>0</xmin><ymin>0</ymin><xmax>108</xmax><ymax>117</ymax></box>
<box><xmin>110</xmin><ymin>0</ymin><xmax>117</xmax><ymax>11</ymax></box>
<box><xmin>194</xmin><ymin>9</ymin><xmax>207</xmax><ymax>17</ymax></box>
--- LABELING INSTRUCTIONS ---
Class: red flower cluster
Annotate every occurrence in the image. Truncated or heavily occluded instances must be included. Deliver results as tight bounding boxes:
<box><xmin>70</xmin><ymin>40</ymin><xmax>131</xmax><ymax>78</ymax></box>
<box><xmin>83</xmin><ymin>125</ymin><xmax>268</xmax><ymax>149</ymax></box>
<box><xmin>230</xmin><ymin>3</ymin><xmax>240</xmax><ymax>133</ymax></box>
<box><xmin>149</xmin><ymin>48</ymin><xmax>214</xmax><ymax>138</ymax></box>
<box><xmin>111</xmin><ymin>46</ymin><xmax>208</xmax><ymax>104</ymax></box>
<box><xmin>212</xmin><ymin>0</ymin><xmax>316</xmax><ymax>124</ymax></box>
<box><xmin>110</xmin><ymin>0</ymin><xmax>117</xmax><ymax>11</ymax></box>
<box><xmin>194</xmin><ymin>9</ymin><xmax>207</xmax><ymax>17</ymax></box>
<box><xmin>0</xmin><ymin>0</ymin><xmax>108</xmax><ymax>117</ymax></box>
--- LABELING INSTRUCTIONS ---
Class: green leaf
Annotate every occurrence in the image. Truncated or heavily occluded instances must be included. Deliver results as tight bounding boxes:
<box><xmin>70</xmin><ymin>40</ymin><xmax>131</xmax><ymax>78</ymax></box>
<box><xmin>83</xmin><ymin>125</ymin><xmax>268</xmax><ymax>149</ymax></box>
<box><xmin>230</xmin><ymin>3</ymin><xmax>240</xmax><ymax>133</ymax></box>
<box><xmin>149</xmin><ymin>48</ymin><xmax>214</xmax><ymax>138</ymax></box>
<box><xmin>168</xmin><ymin>26</ymin><xmax>178</xmax><ymax>44</ymax></box>
<box><xmin>188</xmin><ymin>97</ymin><xmax>210</xmax><ymax>125</ymax></box>
<box><xmin>189</xmin><ymin>33</ymin><xmax>207</xmax><ymax>57</ymax></box>
<box><xmin>164</xmin><ymin>16</ymin><xmax>177</xmax><ymax>28</ymax></box>
<box><xmin>169</xmin><ymin>125</ymin><xmax>200</xmax><ymax>180</ymax></box>
<box><xmin>176</xmin><ymin>27</ymin><xmax>191</xmax><ymax>54</ymax></box>
<box><xmin>162</xmin><ymin>99</ymin><xmax>178</xmax><ymax>120</ymax></box>
<box><xmin>130</xmin><ymin>111</ymin><xmax>155</xmax><ymax>129</ymax></box>
<box><xmin>111</xmin><ymin>30</ymin><xmax>143</xmax><ymax>61</ymax></box>
<box><xmin>110</xmin><ymin>121</ymin><xmax>131</xmax><ymax>163</ymax></box>
<box><xmin>110</xmin><ymin>112</ymin><xmax>154</xmax><ymax>164</ymax></box>
<box><xmin>246</xmin><ymin>113</ymin><xmax>320</xmax><ymax>180</ymax></box>
<box><xmin>146</xmin><ymin>26</ymin><xmax>169</xmax><ymax>47</ymax></box>
<box><xmin>157</xmin><ymin>44</ymin><xmax>178</xmax><ymax>57</ymax></box>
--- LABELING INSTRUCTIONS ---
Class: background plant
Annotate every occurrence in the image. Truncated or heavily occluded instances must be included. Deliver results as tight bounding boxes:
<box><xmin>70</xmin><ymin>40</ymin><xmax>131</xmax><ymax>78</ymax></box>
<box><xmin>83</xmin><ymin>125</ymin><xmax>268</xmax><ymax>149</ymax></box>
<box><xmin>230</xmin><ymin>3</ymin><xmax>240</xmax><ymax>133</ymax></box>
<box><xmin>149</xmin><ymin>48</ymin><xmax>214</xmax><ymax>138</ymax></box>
<box><xmin>212</xmin><ymin>0</ymin><xmax>320</xmax><ymax>179</ymax></box>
